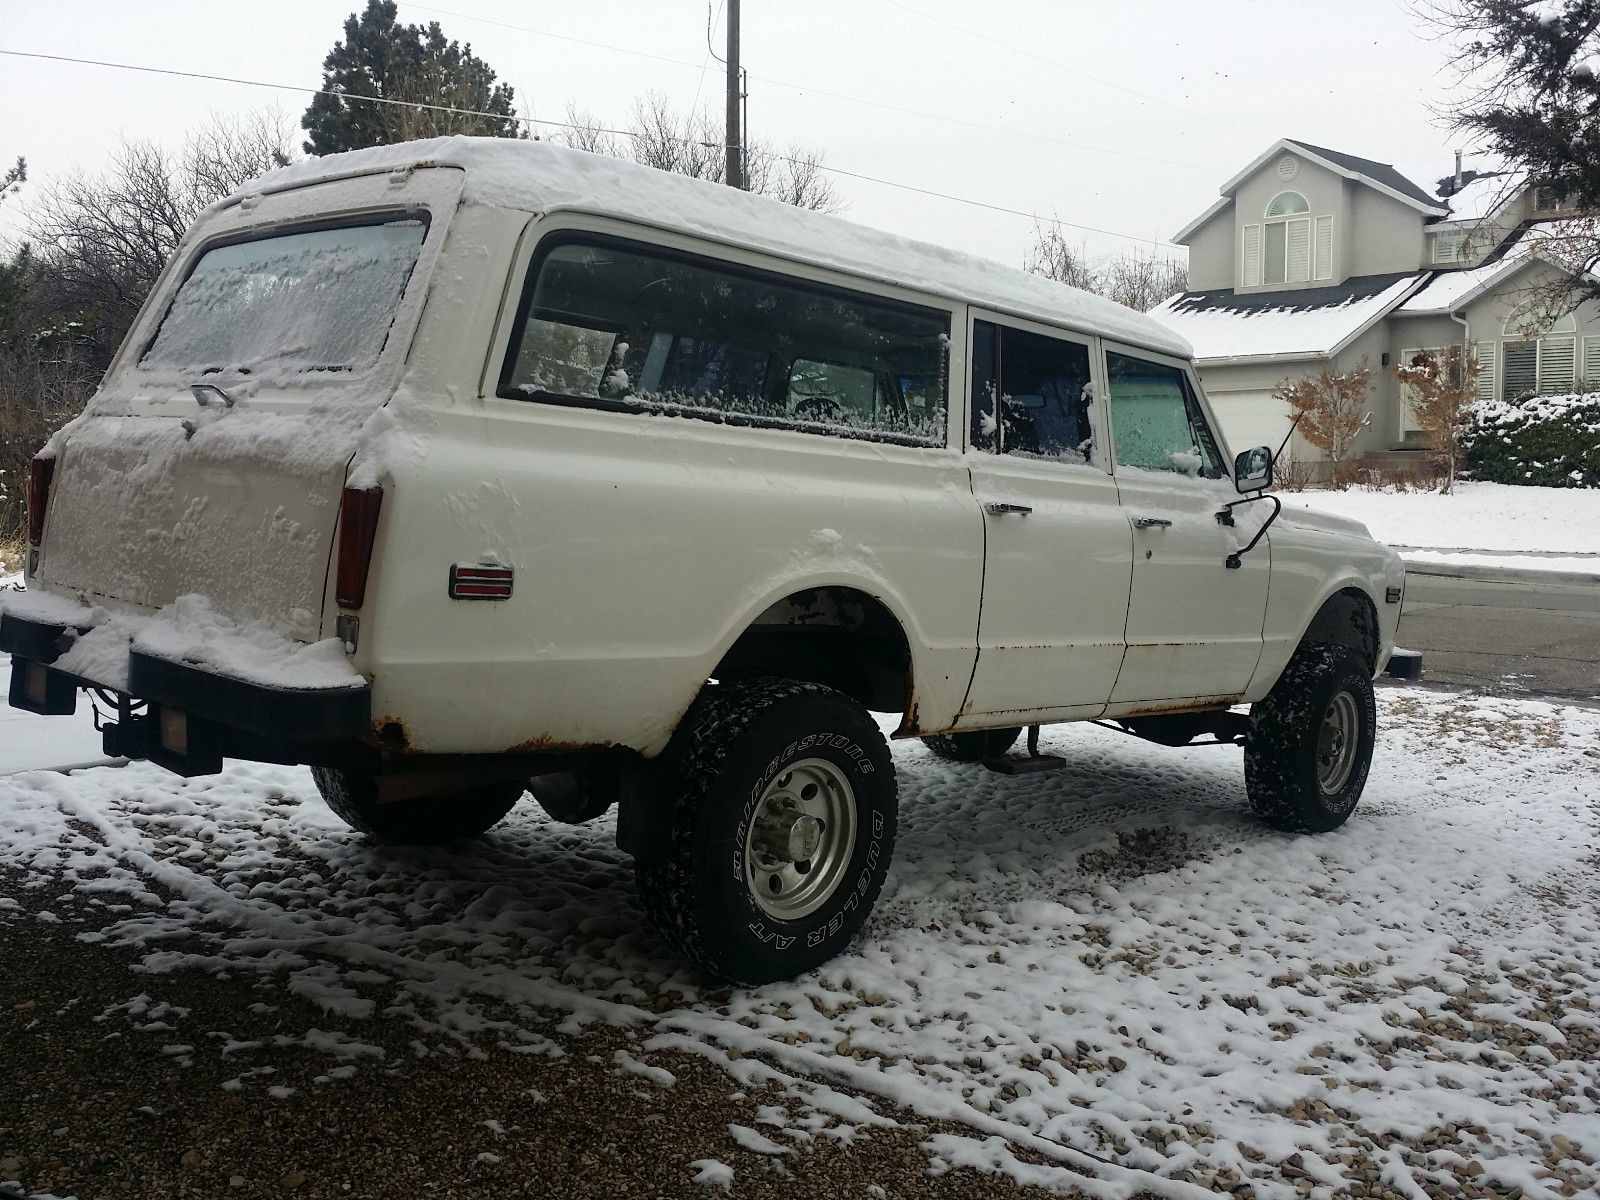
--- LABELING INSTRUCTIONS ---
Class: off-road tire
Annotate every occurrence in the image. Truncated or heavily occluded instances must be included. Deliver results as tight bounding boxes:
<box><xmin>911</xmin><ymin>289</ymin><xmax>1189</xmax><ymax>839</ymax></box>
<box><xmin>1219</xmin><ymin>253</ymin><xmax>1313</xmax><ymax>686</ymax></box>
<box><xmin>923</xmin><ymin>726</ymin><xmax>1022</xmax><ymax>763</ymax></box>
<box><xmin>1245</xmin><ymin>644</ymin><xmax>1376</xmax><ymax>833</ymax></box>
<box><xmin>311</xmin><ymin>767</ymin><xmax>524</xmax><ymax>844</ymax></box>
<box><xmin>634</xmin><ymin>678</ymin><xmax>898</xmax><ymax>985</ymax></box>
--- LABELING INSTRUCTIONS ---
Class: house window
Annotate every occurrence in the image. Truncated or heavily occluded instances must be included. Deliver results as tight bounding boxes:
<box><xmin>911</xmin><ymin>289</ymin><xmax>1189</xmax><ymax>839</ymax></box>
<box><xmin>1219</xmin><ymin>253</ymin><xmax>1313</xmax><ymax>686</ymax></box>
<box><xmin>1247</xmin><ymin>192</ymin><xmax>1319</xmax><ymax>286</ymax></box>
<box><xmin>1533</xmin><ymin>186</ymin><xmax>1569</xmax><ymax>213</ymax></box>
<box><xmin>1499</xmin><ymin>303</ymin><xmax>1578</xmax><ymax>398</ymax></box>
<box><xmin>1266</xmin><ymin>192</ymin><xmax>1310</xmax><ymax>216</ymax></box>
<box><xmin>1432</xmin><ymin>231</ymin><xmax>1466</xmax><ymax>264</ymax></box>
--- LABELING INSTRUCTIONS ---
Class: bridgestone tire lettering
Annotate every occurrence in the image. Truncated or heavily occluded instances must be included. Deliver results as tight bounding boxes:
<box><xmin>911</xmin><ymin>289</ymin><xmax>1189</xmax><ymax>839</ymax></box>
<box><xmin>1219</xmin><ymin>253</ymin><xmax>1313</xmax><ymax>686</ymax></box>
<box><xmin>633</xmin><ymin>677</ymin><xmax>899</xmax><ymax>985</ymax></box>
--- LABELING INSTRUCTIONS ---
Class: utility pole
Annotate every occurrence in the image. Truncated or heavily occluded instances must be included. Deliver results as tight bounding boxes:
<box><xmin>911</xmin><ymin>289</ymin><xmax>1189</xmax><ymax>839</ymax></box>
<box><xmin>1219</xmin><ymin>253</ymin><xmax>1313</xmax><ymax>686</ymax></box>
<box><xmin>725</xmin><ymin>0</ymin><xmax>742</xmax><ymax>190</ymax></box>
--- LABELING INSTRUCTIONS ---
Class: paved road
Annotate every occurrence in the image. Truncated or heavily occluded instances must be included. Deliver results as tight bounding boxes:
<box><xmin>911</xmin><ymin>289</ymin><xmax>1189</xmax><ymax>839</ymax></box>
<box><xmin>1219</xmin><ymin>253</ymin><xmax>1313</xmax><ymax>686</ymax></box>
<box><xmin>1396</xmin><ymin>570</ymin><xmax>1600</xmax><ymax>703</ymax></box>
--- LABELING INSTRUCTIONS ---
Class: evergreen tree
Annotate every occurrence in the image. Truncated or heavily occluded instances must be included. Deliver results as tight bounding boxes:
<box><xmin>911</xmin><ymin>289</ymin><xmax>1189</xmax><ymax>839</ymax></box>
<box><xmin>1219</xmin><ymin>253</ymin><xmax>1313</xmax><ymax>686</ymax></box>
<box><xmin>302</xmin><ymin>0</ymin><xmax>522</xmax><ymax>155</ymax></box>
<box><xmin>1433</xmin><ymin>0</ymin><xmax>1600</xmax><ymax>297</ymax></box>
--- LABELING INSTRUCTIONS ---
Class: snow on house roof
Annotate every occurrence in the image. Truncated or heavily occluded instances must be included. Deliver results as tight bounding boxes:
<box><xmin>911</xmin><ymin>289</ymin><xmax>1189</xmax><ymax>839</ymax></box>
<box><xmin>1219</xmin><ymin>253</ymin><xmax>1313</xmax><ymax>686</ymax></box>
<box><xmin>1149</xmin><ymin>272</ymin><xmax>1426</xmax><ymax>364</ymax></box>
<box><xmin>1396</xmin><ymin>256</ymin><xmax>1525</xmax><ymax>315</ymax></box>
<box><xmin>1439</xmin><ymin>172</ymin><xmax>1522</xmax><ymax>223</ymax></box>
<box><xmin>244</xmin><ymin>136</ymin><xmax>1191</xmax><ymax>360</ymax></box>
<box><xmin>1397</xmin><ymin>219</ymin><xmax>1588</xmax><ymax>314</ymax></box>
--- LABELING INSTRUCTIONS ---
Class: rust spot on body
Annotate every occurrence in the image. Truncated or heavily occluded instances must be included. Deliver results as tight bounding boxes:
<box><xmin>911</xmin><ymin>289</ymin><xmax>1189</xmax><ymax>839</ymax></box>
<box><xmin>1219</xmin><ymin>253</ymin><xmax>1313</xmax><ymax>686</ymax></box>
<box><xmin>1114</xmin><ymin>695</ymin><xmax>1242</xmax><ymax>718</ymax></box>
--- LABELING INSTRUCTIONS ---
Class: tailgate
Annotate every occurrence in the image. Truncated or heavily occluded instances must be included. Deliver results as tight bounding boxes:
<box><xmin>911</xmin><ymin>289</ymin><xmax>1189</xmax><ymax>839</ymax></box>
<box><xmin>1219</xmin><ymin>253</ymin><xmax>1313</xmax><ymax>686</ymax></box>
<box><xmin>32</xmin><ymin>165</ymin><xmax>465</xmax><ymax>640</ymax></box>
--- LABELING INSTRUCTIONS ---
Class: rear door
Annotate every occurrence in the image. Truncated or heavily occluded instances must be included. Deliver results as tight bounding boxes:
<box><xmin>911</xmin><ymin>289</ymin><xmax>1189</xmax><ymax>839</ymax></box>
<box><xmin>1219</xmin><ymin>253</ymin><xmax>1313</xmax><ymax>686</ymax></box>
<box><xmin>1101</xmin><ymin>343</ymin><xmax>1268</xmax><ymax>709</ymax></box>
<box><xmin>36</xmin><ymin>167</ymin><xmax>464</xmax><ymax>638</ymax></box>
<box><xmin>957</xmin><ymin>312</ymin><xmax>1131</xmax><ymax>724</ymax></box>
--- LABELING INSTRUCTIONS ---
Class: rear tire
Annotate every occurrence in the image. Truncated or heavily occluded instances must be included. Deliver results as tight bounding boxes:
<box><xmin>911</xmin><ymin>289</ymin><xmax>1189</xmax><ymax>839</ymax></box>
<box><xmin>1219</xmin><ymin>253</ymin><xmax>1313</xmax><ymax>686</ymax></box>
<box><xmin>635</xmin><ymin>678</ymin><xmax>898</xmax><ymax>985</ymax></box>
<box><xmin>923</xmin><ymin>726</ymin><xmax>1022</xmax><ymax>763</ymax></box>
<box><xmin>311</xmin><ymin>767</ymin><xmax>524</xmax><ymax>844</ymax></box>
<box><xmin>1245</xmin><ymin>644</ymin><xmax>1375</xmax><ymax>833</ymax></box>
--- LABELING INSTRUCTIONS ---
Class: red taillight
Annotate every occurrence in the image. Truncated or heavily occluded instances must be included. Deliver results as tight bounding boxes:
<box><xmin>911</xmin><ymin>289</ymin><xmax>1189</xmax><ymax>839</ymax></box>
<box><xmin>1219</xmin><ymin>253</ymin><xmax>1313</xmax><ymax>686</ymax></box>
<box><xmin>27</xmin><ymin>455</ymin><xmax>55</xmax><ymax>547</ymax></box>
<box><xmin>335</xmin><ymin>486</ymin><xmax>383</xmax><ymax>610</ymax></box>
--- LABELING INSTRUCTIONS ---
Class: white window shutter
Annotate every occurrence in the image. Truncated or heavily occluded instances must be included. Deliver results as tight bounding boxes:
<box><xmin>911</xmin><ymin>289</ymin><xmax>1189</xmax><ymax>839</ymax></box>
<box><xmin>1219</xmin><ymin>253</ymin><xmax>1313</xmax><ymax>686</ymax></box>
<box><xmin>1286</xmin><ymin>218</ymin><xmax>1311</xmax><ymax>283</ymax></box>
<box><xmin>1314</xmin><ymin>215</ymin><xmax>1333</xmax><ymax>281</ymax></box>
<box><xmin>1583</xmin><ymin>336</ymin><xmax>1600</xmax><ymax>390</ymax></box>
<box><xmin>1538</xmin><ymin>336</ymin><xmax>1576</xmax><ymax>393</ymax></box>
<box><xmin>1242</xmin><ymin>224</ymin><xmax>1261</xmax><ymax>287</ymax></box>
<box><xmin>1474</xmin><ymin>341</ymin><xmax>1496</xmax><ymax>402</ymax></box>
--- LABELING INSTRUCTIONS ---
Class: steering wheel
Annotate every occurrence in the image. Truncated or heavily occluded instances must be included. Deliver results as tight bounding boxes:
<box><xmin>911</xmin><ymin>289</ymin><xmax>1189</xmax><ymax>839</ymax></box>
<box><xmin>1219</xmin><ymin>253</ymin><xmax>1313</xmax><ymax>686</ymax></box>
<box><xmin>792</xmin><ymin>394</ymin><xmax>844</xmax><ymax>422</ymax></box>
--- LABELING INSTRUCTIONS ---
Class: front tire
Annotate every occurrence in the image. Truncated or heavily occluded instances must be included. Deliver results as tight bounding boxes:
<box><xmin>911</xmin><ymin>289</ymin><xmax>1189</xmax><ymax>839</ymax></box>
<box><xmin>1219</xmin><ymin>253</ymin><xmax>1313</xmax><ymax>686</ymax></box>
<box><xmin>311</xmin><ymin>767</ymin><xmax>524</xmax><ymax>844</ymax></box>
<box><xmin>1245</xmin><ymin>644</ymin><xmax>1376</xmax><ymax>833</ymax></box>
<box><xmin>635</xmin><ymin>678</ymin><xmax>898</xmax><ymax>985</ymax></box>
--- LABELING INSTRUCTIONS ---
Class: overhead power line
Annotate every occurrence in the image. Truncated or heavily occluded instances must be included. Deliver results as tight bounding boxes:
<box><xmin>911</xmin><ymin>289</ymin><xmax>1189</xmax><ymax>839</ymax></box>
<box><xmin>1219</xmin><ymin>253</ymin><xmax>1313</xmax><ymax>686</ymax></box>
<box><xmin>0</xmin><ymin>47</ymin><xmax>1184</xmax><ymax>250</ymax></box>
<box><xmin>398</xmin><ymin>1</ymin><xmax>1217</xmax><ymax>174</ymax></box>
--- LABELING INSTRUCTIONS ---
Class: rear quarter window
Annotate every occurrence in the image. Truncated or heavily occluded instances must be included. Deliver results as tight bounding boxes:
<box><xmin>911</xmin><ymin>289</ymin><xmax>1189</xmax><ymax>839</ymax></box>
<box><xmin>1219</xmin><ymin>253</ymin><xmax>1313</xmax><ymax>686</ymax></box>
<box><xmin>498</xmin><ymin>234</ymin><xmax>950</xmax><ymax>446</ymax></box>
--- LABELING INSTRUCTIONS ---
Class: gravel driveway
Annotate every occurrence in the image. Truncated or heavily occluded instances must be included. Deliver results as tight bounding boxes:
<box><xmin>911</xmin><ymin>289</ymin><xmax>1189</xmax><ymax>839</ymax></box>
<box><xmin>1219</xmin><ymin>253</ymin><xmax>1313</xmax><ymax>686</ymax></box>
<box><xmin>3</xmin><ymin>688</ymin><xmax>1598</xmax><ymax>1199</ymax></box>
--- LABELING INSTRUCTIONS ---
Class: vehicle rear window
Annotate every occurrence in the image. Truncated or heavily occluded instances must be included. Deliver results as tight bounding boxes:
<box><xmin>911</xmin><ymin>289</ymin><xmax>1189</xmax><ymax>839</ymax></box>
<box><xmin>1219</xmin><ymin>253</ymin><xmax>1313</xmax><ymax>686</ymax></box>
<box><xmin>499</xmin><ymin>235</ymin><xmax>950</xmax><ymax>446</ymax></box>
<box><xmin>140</xmin><ymin>215</ymin><xmax>429</xmax><ymax>375</ymax></box>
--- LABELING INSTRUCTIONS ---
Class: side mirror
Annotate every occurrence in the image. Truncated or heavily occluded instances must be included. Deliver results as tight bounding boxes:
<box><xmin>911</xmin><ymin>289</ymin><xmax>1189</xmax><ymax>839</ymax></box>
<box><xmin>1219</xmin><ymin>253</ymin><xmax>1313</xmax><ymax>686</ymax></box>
<box><xmin>1234</xmin><ymin>445</ymin><xmax>1273</xmax><ymax>493</ymax></box>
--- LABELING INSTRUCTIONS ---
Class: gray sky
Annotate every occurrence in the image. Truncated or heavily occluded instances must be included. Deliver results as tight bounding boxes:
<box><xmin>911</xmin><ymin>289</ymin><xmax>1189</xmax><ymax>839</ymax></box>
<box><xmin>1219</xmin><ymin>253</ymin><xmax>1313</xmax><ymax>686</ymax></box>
<box><xmin>2</xmin><ymin>0</ymin><xmax>1472</xmax><ymax>272</ymax></box>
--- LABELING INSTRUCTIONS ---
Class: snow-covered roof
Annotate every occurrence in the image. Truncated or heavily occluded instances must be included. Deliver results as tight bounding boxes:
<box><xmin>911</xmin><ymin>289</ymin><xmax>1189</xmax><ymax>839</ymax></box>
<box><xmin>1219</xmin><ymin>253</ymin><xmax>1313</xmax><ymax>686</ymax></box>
<box><xmin>1149</xmin><ymin>272</ymin><xmax>1426</xmax><ymax>364</ymax></box>
<box><xmin>245</xmin><ymin>137</ymin><xmax>1190</xmax><ymax>360</ymax></box>
<box><xmin>1397</xmin><ymin>220</ymin><xmax>1589</xmax><ymax>314</ymax></box>
<box><xmin>1437</xmin><ymin>171</ymin><xmax>1523</xmax><ymax>224</ymax></box>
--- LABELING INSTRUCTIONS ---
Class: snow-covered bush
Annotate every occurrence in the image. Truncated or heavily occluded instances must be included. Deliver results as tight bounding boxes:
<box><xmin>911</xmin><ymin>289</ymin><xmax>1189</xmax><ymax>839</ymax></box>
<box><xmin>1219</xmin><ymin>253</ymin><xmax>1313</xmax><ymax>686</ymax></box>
<box><xmin>1463</xmin><ymin>390</ymin><xmax>1600</xmax><ymax>487</ymax></box>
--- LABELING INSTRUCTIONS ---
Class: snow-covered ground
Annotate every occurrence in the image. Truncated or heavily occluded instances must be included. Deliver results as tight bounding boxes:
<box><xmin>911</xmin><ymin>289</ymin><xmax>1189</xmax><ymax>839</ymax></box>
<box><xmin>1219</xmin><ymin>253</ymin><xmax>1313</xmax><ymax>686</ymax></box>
<box><xmin>3</xmin><ymin>692</ymin><xmax>1598</xmax><ymax>1199</ymax></box>
<box><xmin>1289</xmin><ymin>482</ymin><xmax>1600</xmax><ymax>576</ymax></box>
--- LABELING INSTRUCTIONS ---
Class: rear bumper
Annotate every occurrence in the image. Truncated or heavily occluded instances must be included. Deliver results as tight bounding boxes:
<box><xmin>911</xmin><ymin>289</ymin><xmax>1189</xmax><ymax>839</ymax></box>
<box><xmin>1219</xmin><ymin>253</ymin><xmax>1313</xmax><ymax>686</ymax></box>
<box><xmin>1</xmin><ymin>612</ymin><xmax>371</xmax><ymax>775</ymax></box>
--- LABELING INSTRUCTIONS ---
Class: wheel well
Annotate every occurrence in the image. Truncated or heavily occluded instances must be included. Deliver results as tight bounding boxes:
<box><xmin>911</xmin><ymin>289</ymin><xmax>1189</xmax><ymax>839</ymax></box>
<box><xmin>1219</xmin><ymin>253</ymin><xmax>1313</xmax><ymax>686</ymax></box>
<box><xmin>1299</xmin><ymin>587</ymin><xmax>1380</xmax><ymax>674</ymax></box>
<box><xmin>712</xmin><ymin>587</ymin><xmax>912</xmax><ymax>716</ymax></box>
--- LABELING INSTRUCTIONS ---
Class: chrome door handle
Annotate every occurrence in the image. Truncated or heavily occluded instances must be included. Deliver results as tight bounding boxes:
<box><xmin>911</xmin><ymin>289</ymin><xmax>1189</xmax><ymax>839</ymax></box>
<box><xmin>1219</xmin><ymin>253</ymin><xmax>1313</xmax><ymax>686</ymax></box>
<box><xmin>983</xmin><ymin>502</ymin><xmax>1032</xmax><ymax>516</ymax></box>
<box><xmin>1133</xmin><ymin>516</ymin><xmax>1173</xmax><ymax>529</ymax></box>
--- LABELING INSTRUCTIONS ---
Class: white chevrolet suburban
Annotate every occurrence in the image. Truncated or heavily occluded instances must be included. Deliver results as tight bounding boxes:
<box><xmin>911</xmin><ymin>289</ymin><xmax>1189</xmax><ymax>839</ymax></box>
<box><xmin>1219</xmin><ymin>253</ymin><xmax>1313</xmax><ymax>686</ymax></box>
<box><xmin>3</xmin><ymin>138</ymin><xmax>1411</xmax><ymax>984</ymax></box>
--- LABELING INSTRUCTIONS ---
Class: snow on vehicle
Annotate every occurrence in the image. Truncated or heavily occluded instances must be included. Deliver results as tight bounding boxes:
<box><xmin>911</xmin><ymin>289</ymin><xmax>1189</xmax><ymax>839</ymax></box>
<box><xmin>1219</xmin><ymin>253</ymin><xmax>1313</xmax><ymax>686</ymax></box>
<box><xmin>2</xmin><ymin>137</ymin><xmax>1413</xmax><ymax>983</ymax></box>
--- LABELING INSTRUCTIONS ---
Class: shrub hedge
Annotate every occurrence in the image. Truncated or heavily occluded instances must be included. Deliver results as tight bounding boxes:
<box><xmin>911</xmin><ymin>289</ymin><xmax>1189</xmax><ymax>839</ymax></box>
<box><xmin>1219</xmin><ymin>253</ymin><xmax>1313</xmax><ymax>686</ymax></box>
<box><xmin>1463</xmin><ymin>391</ymin><xmax>1600</xmax><ymax>487</ymax></box>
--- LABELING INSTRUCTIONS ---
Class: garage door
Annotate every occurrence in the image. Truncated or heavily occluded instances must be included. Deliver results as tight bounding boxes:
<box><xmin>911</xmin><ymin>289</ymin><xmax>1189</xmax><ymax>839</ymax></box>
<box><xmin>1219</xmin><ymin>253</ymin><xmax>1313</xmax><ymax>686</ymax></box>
<box><xmin>1203</xmin><ymin>389</ymin><xmax>1296</xmax><ymax>461</ymax></box>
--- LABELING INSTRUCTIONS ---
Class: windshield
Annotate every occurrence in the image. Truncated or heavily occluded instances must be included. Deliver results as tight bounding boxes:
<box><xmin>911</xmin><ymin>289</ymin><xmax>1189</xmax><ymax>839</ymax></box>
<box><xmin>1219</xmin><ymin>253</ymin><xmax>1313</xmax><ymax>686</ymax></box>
<box><xmin>139</xmin><ymin>215</ymin><xmax>429</xmax><ymax>375</ymax></box>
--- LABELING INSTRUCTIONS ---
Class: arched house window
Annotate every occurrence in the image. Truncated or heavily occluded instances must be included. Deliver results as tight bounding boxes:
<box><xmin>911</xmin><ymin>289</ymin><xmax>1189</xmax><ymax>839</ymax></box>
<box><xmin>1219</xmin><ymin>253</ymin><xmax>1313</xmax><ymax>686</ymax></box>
<box><xmin>1501</xmin><ymin>302</ymin><xmax>1576</xmax><ymax>398</ymax></box>
<box><xmin>1242</xmin><ymin>191</ymin><xmax>1334</xmax><ymax>287</ymax></box>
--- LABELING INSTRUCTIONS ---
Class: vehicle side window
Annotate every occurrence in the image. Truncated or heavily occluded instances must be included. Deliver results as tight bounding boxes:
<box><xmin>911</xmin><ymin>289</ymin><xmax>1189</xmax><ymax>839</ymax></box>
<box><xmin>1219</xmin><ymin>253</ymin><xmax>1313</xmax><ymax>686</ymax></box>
<box><xmin>1105</xmin><ymin>351</ymin><xmax>1224</xmax><ymax>478</ymax></box>
<box><xmin>499</xmin><ymin>236</ymin><xmax>949</xmax><ymax>446</ymax></box>
<box><xmin>969</xmin><ymin>320</ymin><xmax>1097</xmax><ymax>465</ymax></box>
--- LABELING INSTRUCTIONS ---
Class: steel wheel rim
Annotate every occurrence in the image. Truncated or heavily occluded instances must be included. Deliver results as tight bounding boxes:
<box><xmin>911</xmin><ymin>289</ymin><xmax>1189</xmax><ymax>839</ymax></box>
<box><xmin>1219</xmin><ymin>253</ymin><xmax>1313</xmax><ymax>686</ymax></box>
<box><xmin>1317</xmin><ymin>690</ymin><xmax>1360</xmax><ymax>796</ymax></box>
<box><xmin>743</xmin><ymin>757</ymin><xmax>857</xmax><ymax>921</ymax></box>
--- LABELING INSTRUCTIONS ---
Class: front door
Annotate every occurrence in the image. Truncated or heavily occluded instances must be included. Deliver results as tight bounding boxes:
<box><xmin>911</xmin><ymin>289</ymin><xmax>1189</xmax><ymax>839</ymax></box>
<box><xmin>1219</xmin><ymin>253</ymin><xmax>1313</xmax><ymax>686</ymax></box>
<box><xmin>958</xmin><ymin>314</ymin><xmax>1132</xmax><ymax>724</ymax></box>
<box><xmin>1102</xmin><ymin>345</ymin><xmax>1269</xmax><ymax>709</ymax></box>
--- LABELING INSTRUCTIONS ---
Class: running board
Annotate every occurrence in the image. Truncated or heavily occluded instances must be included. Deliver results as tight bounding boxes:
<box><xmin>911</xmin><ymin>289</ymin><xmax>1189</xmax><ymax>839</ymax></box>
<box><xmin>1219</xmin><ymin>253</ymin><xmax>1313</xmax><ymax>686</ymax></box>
<box><xmin>983</xmin><ymin>726</ymin><xmax>1064</xmax><ymax>775</ymax></box>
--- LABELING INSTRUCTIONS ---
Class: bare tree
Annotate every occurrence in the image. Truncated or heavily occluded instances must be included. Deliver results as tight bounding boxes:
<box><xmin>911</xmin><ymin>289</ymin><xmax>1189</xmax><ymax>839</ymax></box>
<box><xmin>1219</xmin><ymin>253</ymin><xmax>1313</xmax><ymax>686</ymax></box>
<box><xmin>1102</xmin><ymin>251</ymin><xmax>1188</xmax><ymax>312</ymax></box>
<box><xmin>1025</xmin><ymin>223</ymin><xmax>1102</xmax><ymax>292</ymax></box>
<box><xmin>1025</xmin><ymin>222</ymin><xmax>1187</xmax><ymax>309</ymax></box>
<box><xmin>1392</xmin><ymin>347</ymin><xmax>1481</xmax><ymax>493</ymax></box>
<box><xmin>1274</xmin><ymin>360</ymin><xmax>1374</xmax><ymax>487</ymax></box>
<box><xmin>26</xmin><ymin>111</ymin><xmax>296</xmax><ymax>369</ymax></box>
<box><xmin>555</xmin><ymin>92</ymin><xmax>842</xmax><ymax>214</ymax></box>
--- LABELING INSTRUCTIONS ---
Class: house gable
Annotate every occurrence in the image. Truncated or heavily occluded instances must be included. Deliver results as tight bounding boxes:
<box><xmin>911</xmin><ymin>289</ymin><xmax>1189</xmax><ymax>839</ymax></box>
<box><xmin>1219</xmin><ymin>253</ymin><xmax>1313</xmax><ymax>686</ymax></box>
<box><xmin>1175</xmin><ymin>138</ymin><xmax>1445</xmax><ymax>296</ymax></box>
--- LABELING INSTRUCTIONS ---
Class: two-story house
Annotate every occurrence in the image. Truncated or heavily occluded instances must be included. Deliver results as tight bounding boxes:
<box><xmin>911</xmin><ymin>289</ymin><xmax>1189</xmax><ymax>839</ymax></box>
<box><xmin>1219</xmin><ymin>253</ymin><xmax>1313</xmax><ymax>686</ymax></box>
<box><xmin>1151</xmin><ymin>137</ymin><xmax>1599</xmax><ymax>475</ymax></box>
